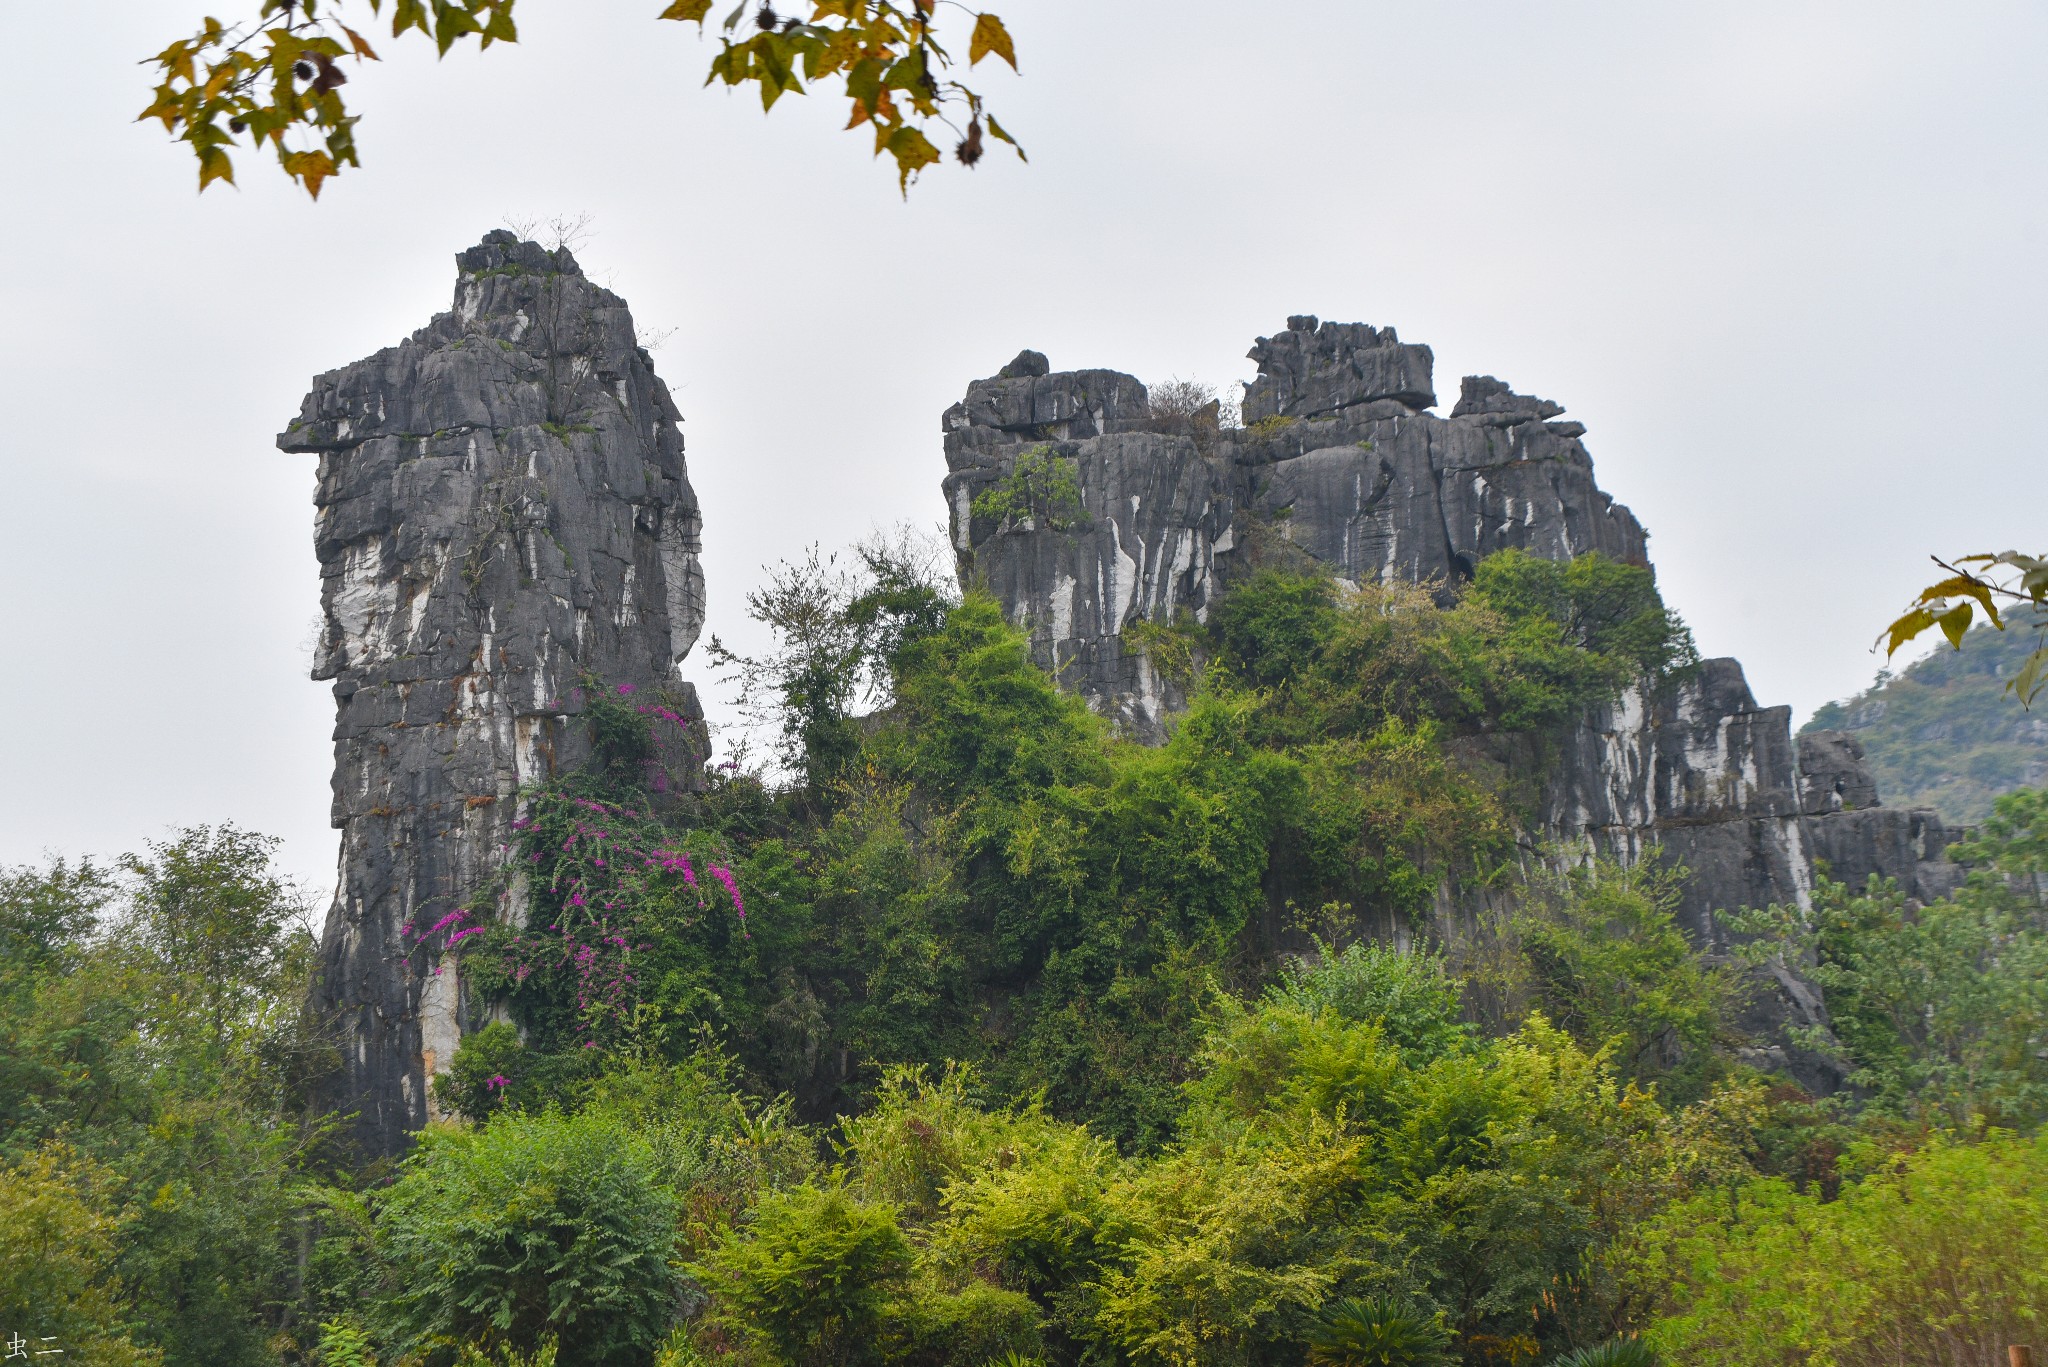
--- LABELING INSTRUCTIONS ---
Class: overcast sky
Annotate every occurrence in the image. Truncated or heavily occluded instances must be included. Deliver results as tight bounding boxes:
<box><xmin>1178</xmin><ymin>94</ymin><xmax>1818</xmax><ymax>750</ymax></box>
<box><xmin>3</xmin><ymin>1</ymin><xmax>2044</xmax><ymax>896</ymax></box>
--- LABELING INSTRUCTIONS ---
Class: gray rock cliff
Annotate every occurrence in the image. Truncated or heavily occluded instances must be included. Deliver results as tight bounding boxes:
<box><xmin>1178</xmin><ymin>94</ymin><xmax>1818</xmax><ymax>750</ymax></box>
<box><xmin>944</xmin><ymin>317</ymin><xmax>1966</xmax><ymax>1092</ymax></box>
<box><xmin>281</xmin><ymin>232</ymin><xmax>707</xmax><ymax>1157</ymax></box>
<box><xmin>1799</xmin><ymin>730</ymin><xmax>1968</xmax><ymax>906</ymax></box>
<box><xmin>943</xmin><ymin>316</ymin><xmax>1647</xmax><ymax>739</ymax></box>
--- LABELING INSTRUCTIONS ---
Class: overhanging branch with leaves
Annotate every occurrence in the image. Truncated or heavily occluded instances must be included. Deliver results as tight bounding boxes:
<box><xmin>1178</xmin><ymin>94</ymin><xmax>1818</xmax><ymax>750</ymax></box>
<box><xmin>142</xmin><ymin>0</ymin><xmax>1022</xmax><ymax>199</ymax></box>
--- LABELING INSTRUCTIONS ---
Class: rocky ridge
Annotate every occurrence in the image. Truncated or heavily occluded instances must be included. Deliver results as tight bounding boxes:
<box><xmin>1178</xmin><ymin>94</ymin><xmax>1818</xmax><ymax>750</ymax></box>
<box><xmin>944</xmin><ymin>317</ymin><xmax>1963</xmax><ymax>1089</ymax></box>
<box><xmin>281</xmin><ymin>231</ymin><xmax>707</xmax><ymax>1157</ymax></box>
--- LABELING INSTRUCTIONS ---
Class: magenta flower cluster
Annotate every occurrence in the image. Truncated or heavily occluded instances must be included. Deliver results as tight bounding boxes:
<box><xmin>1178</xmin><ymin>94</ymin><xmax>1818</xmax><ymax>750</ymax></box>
<box><xmin>497</xmin><ymin>791</ymin><xmax>751</xmax><ymax>1052</ymax></box>
<box><xmin>403</xmin><ymin>904</ymin><xmax>492</xmax><ymax>975</ymax></box>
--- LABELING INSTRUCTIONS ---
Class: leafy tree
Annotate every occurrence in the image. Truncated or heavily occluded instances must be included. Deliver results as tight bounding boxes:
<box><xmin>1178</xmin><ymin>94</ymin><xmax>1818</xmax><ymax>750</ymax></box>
<box><xmin>0</xmin><ymin>1145</ymin><xmax>160</xmax><ymax>1367</ymax></box>
<box><xmin>1159</xmin><ymin>1003</ymin><xmax>1743</xmax><ymax>1360</ymax></box>
<box><xmin>1466</xmin><ymin>550</ymin><xmax>1693</xmax><ymax>683</ymax></box>
<box><xmin>0</xmin><ymin>829</ymin><xmax>330</xmax><ymax>1367</ymax></box>
<box><xmin>1229</xmin><ymin>557</ymin><xmax>1694</xmax><ymax>749</ymax></box>
<box><xmin>1724</xmin><ymin>797</ymin><xmax>2048</xmax><ymax>1131</ymax></box>
<box><xmin>144</xmin><ymin>0</ymin><xmax>1024</xmax><ymax>197</ymax></box>
<box><xmin>369</xmin><ymin>1109</ymin><xmax>683</xmax><ymax>1367</ymax></box>
<box><xmin>710</xmin><ymin>530</ymin><xmax>959</xmax><ymax>798</ymax></box>
<box><xmin>1950</xmin><ymin>780</ymin><xmax>2048</xmax><ymax>902</ymax></box>
<box><xmin>1211</xmin><ymin>568</ymin><xmax>1340</xmax><ymax>693</ymax></box>
<box><xmin>0</xmin><ymin>857</ymin><xmax>112</xmax><ymax>990</ymax></box>
<box><xmin>1506</xmin><ymin>860</ymin><xmax>1743</xmax><ymax>1101</ymax></box>
<box><xmin>119</xmin><ymin>824</ymin><xmax>313</xmax><ymax>1058</ymax></box>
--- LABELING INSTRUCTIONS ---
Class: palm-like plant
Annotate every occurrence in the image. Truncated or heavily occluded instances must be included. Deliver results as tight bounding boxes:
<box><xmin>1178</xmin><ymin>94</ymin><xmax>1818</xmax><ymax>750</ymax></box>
<box><xmin>1548</xmin><ymin>1338</ymin><xmax>1655</xmax><ymax>1367</ymax></box>
<box><xmin>1304</xmin><ymin>1296</ymin><xmax>1454</xmax><ymax>1367</ymax></box>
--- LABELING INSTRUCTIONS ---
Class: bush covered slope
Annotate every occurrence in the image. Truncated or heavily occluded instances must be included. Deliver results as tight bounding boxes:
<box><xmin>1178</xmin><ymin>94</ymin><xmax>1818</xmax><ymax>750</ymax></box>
<box><xmin>6</xmin><ymin>546</ymin><xmax>2048</xmax><ymax>1367</ymax></box>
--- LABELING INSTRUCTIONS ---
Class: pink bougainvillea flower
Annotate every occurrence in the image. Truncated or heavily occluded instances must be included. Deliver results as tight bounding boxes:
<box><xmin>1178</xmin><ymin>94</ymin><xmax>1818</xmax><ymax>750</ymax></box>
<box><xmin>710</xmin><ymin>865</ymin><xmax>745</xmax><ymax>918</ymax></box>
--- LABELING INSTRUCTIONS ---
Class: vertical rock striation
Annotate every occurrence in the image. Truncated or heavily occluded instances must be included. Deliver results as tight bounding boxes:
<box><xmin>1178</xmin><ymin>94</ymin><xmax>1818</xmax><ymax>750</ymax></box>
<box><xmin>944</xmin><ymin>316</ymin><xmax>1966</xmax><ymax>1091</ymax></box>
<box><xmin>281</xmin><ymin>232</ymin><xmax>706</xmax><ymax>1157</ymax></box>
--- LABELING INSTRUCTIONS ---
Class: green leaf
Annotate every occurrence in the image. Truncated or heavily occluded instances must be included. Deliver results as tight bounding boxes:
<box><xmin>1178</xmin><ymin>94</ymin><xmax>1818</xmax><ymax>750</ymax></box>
<box><xmin>1882</xmin><ymin>607</ymin><xmax>1938</xmax><ymax>658</ymax></box>
<box><xmin>846</xmin><ymin>56</ymin><xmax>884</xmax><ymax>105</ymax></box>
<box><xmin>1915</xmin><ymin>574</ymin><xmax>2005</xmax><ymax>628</ymax></box>
<box><xmin>1936</xmin><ymin>602</ymin><xmax>1975</xmax><ymax>650</ymax></box>
<box><xmin>658</xmin><ymin>0</ymin><xmax>714</xmax><ymax>19</ymax></box>
<box><xmin>2011</xmin><ymin>645</ymin><xmax>2048</xmax><ymax>708</ymax></box>
<box><xmin>985</xmin><ymin>112</ymin><xmax>1025</xmax><ymax>160</ymax></box>
<box><xmin>884</xmin><ymin>124</ymin><xmax>941</xmax><ymax>193</ymax></box>
<box><xmin>968</xmin><ymin>12</ymin><xmax>1017</xmax><ymax>69</ymax></box>
<box><xmin>197</xmin><ymin>144</ymin><xmax>236</xmax><ymax>190</ymax></box>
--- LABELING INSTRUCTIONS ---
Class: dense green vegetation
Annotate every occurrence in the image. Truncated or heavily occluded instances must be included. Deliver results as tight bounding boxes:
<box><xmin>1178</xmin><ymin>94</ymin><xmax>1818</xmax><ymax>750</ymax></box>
<box><xmin>1805</xmin><ymin>616</ymin><xmax>2048</xmax><ymax>822</ymax></box>
<box><xmin>6</xmin><ymin>548</ymin><xmax>2046</xmax><ymax>1367</ymax></box>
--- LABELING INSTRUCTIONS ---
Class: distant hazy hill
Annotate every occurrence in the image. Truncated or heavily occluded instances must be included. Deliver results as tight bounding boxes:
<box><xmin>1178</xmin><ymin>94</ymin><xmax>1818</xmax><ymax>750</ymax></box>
<box><xmin>1804</xmin><ymin>619</ymin><xmax>2048</xmax><ymax>824</ymax></box>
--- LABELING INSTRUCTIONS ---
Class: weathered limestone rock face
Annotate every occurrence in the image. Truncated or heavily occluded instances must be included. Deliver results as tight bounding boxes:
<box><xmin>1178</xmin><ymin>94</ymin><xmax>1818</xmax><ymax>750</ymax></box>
<box><xmin>1800</xmin><ymin>730</ymin><xmax>1968</xmax><ymax>906</ymax></box>
<box><xmin>281</xmin><ymin>232</ymin><xmax>706</xmax><ymax>1157</ymax></box>
<box><xmin>943</xmin><ymin>316</ymin><xmax>1647</xmax><ymax>738</ymax></box>
<box><xmin>945</xmin><ymin>317</ymin><xmax>1964</xmax><ymax>1092</ymax></box>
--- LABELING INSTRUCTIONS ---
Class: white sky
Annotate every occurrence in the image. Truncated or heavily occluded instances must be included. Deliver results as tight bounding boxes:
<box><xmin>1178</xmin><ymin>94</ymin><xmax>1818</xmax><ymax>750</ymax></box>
<box><xmin>2</xmin><ymin>1</ymin><xmax>2044</xmax><ymax>897</ymax></box>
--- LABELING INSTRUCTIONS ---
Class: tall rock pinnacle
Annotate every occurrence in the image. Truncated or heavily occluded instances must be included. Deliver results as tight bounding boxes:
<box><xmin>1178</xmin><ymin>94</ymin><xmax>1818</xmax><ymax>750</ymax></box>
<box><xmin>280</xmin><ymin>232</ymin><xmax>707</xmax><ymax>1156</ymax></box>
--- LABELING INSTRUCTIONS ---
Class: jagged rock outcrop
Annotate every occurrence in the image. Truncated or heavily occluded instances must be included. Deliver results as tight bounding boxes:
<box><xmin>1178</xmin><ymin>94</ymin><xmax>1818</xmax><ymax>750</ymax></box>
<box><xmin>1799</xmin><ymin>730</ymin><xmax>1968</xmax><ymax>906</ymax></box>
<box><xmin>281</xmin><ymin>232</ymin><xmax>707</xmax><ymax>1157</ymax></box>
<box><xmin>944</xmin><ymin>317</ymin><xmax>1967</xmax><ymax>1092</ymax></box>
<box><xmin>943</xmin><ymin>316</ymin><xmax>1648</xmax><ymax>738</ymax></box>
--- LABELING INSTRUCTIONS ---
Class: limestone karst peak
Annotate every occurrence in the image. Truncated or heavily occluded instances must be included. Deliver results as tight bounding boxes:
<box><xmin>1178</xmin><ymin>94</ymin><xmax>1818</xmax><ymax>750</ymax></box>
<box><xmin>944</xmin><ymin>316</ymin><xmax>1967</xmax><ymax>1093</ymax></box>
<box><xmin>279</xmin><ymin>236</ymin><xmax>704</xmax><ymax>1156</ymax></box>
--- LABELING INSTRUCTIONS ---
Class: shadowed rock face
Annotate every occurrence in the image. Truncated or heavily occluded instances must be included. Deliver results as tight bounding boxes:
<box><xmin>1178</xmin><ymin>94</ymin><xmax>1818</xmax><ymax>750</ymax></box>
<box><xmin>945</xmin><ymin>318</ymin><xmax>1964</xmax><ymax>1094</ymax></box>
<box><xmin>280</xmin><ymin>231</ymin><xmax>706</xmax><ymax>1157</ymax></box>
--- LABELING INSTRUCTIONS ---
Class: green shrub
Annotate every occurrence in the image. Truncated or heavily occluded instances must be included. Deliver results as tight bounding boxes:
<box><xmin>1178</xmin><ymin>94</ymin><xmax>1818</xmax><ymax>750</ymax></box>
<box><xmin>970</xmin><ymin>445</ymin><xmax>1086</xmax><ymax>533</ymax></box>
<box><xmin>436</xmin><ymin>1021</ymin><xmax>601</xmax><ymax>1122</ymax></box>
<box><xmin>1211</xmin><ymin>569</ymin><xmax>1339</xmax><ymax>692</ymax></box>
<box><xmin>369</xmin><ymin>1109</ymin><xmax>681</xmax><ymax>1367</ymax></box>
<box><xmin>697</xmin><ymin>1182</ymin><xmax>912</xmax><ymax>1366</ymax></box>
<box><xmin>1546</xmin><ymin>1340</ymin><xmax>1654</xmax><ymax>1367</ymax></box>
<box><xmin>1467</xmin><ymin>550</ymin><xmax>1694</xmax><ymax>683</ymax></box>
<box><xmin>887</xmin><ymin>1281</ymin><xmax>1042</xmax><ymax>1366</ymax></box>
<box><xmin>1268</xmin><ymin>941</ymin><xmax>1473</xmax><ymax>1065</ymax></box>
<box><xmin>1303</xmin><ymin>1297</ymin><xmax>1452</xmax><ymax>1366</ymax></box>
<box><xmin>1508</xmin><ymin>859</ymin><xmax>1742</xmax><ymax>1100</ymax></box>
<box><xmin>1632</xmin><ymin>1131</ymin><xmax>2048</xmax><ymax>1366</ymax></box>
